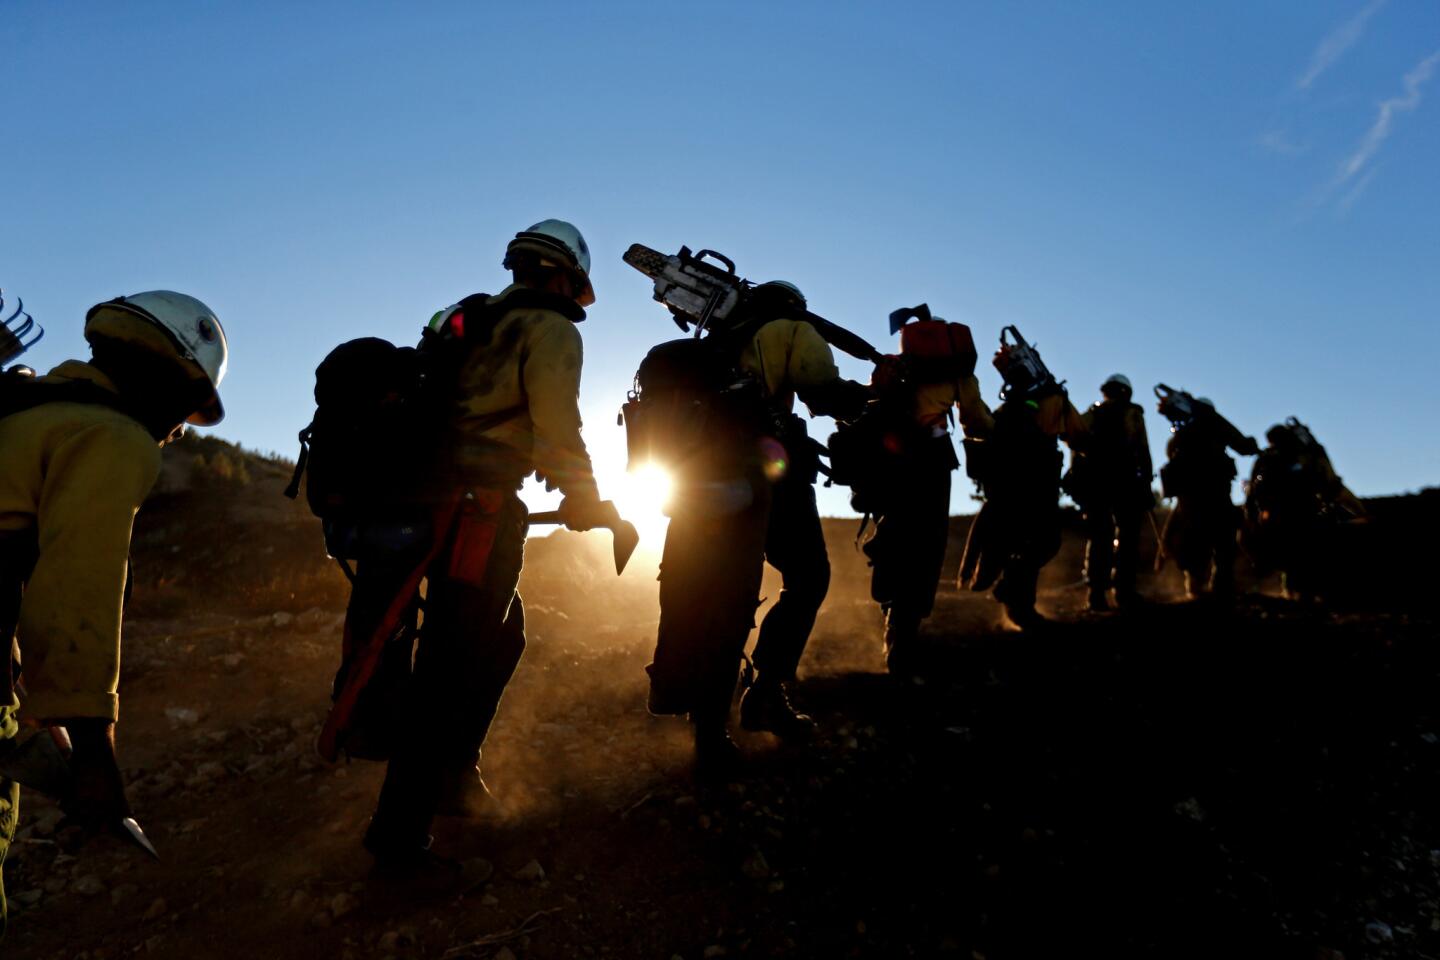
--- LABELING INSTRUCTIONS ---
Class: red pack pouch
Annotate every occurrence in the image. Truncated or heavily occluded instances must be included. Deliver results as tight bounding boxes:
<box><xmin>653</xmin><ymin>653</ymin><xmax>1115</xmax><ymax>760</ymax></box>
<box><xmin>446</xmin><ymin>489</ymin><xmax>506</xmax><ymax>586</ymax></box>
<box><xmin>900</xmin><ymin>320</ymin><xmax>978</xmax><ymax>382</ymax></box>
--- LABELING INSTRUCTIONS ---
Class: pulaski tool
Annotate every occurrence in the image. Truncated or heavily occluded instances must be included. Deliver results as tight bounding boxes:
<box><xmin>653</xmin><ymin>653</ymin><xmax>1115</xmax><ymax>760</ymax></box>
<box><xmin>0</xmin><ymin>289</ymin><xmax>44</xmax><ymax>366</ymax></box>
<box><xmin>0</xmin><ymin>726</ymin><xmax>161</xmax><ymax>860</ymax></box>
<box><xmin>528</xmin><ymin>501</ymin><xmax>641</xmax><ymax>575</ymax></box>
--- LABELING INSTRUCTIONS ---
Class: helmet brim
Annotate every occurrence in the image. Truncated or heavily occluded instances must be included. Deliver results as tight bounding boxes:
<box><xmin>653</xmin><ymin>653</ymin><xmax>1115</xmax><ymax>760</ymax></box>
<box><xmin>187</xmin><ymin>392</ymin><xmax>225</xmax><ymax>426</ymax></box>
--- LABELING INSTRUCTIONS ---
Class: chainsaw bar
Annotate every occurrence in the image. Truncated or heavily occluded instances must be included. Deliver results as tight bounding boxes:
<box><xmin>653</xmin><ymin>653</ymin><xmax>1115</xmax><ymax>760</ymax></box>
<box><xmin>622</xmin><ymin>243</ymin><xmax>670</xmax><ymax>280</ymax></box>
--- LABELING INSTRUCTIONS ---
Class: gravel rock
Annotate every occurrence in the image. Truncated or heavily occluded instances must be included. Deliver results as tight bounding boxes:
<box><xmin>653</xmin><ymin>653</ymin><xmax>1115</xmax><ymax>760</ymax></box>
<box><xmin>165</xmin><ymin>707</ymin><xmax>200</xmax><ymax>728</ymax></box>
<box><xmin>1173</xmin><ymin>797</ymin><xmax>1206</xmax><ymax>822</ymax></box>
<box><xmin>110</xmin><ymin>883</ymin><xmax>140</xmax><ymax>906</ymax></box>
<box><xmin>513</xmin><ymin>859</ymin><xmax>546</xmax><ymax>882</ymax></box>
<box><xmin>11</xmin><ymin>889</ymin><xmax>43</xmax><ymax>908</ymax></box>
<box><xmin>741</xmin><ymin>850</ymin><xmax>771</xmax><ymax>880</ymax></box>
<box><xmin>329</xmin><ymin>892</ymin><xmax>359</xmax><ymax>919</ymax></box>
<box><xmin>272</xmin><ymin>611</ymin><xmax>295</xmax><ymax>628</ymax></box>
<box><xmin>72</xmin><ymin>874</ymin><xmax>105</xmax><ymax>897</ymax></box>
<box><xmin>32</xmin><ymin>809</ymin><xmax>64</xmax><ymax>837</ymax></box>
<box><xmin>143</xmin><ymin>897</ymin><xmax>168</xmax><ymax>921</ymax></box>
<box><xmin>1365</xmin><ymin>921</ymin><xmax>1394</xmax><ymax>943</ymax></box>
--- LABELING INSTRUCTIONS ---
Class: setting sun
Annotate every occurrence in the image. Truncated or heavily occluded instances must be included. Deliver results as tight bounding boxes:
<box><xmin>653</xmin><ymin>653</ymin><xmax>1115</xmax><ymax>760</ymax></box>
<box><xmin>612</xmin><ymin>461</ymin><xmax>674</xmax><ymax>548</ymax></box>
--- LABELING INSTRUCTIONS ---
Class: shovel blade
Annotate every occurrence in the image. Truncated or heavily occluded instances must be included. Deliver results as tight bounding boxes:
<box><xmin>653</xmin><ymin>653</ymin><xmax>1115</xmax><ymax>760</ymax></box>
<box><xmin>611</xmin><ymin>520</ymin><xmax>641</xmax><ymax>575</ymax></box>
<box><xmin>118</xmin><ymin>817</ymin><xmax>161</xmax><ymax>861</ymax></box>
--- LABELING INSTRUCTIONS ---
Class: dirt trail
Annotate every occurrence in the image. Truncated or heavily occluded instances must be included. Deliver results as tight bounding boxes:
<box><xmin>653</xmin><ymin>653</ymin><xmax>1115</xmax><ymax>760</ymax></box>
<box><xmin>5</xmin><ymin>441</ymin><xmax>1438</xmax><ymax>959</ymax></box>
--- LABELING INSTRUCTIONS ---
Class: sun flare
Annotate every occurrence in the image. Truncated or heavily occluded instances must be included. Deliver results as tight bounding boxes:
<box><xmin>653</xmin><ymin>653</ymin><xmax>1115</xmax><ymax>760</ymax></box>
<box><xmin>613</xmin><ymin>462</ymin><xmax>674</xmax><ymax>548</ymax></box>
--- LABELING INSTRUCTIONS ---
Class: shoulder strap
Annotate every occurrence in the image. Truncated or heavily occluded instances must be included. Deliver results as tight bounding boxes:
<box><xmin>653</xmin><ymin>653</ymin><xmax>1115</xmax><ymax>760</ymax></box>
<box><xmin>0</xmin><ymin>374</ymin><xmax>129</xmax><ymax>424</ymax></box>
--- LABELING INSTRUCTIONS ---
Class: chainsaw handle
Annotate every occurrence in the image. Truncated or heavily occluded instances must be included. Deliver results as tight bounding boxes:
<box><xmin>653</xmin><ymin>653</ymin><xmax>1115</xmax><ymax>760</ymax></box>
<box><xmin>690</xmin><ymin>249</ymin><xmax>736</xmax><ymax>275</ymax></box>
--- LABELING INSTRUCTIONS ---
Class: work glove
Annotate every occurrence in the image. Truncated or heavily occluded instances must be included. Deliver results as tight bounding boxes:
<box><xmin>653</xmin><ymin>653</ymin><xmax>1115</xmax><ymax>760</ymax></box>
<box><xmin>557</xmin><ymin>495</ymin><xmax>616</xmax><ymax>533</ymax></box>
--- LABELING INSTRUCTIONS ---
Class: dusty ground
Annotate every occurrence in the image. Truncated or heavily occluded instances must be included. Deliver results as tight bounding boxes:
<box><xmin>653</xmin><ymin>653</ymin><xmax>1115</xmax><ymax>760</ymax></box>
<box><xmin>4</xmin><ymin>440</ymin><xmax>1438</xmax><ymax>959</ymax></box>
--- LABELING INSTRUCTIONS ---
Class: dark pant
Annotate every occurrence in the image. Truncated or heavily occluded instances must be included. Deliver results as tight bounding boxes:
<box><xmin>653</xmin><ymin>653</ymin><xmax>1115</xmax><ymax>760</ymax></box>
<box><xmin>365</xmin><ymin>492</ymin><xmax>528</xmax><ymax>855</ymax></box>
<box><xmin>986</xmin><ymin>495</ymin><xmax>1062</xmax><ymax>614</ymax></box>
<box><xmin>1168</xmin><ymin>490</ymin><xmax>1240</xmax><ymax>594</ymax></box>
<box><xmin>866</xmin><ymin>460</ymin><xmax>953</xmax><ymax>629</ymax></box>
<box><xmin>1083</xmin><ymin>500</ymin><xmax>1145</xmax><ymax>595</ymax></box>
<box><xmin>650</xmin><ymin>480</ymin><xmax>770</xmax><ymax>728</ymax></box>
<box><xmin>752</xmin><ymin>476</ymin><xmax>829</xmax><ymax>682</ymax></box>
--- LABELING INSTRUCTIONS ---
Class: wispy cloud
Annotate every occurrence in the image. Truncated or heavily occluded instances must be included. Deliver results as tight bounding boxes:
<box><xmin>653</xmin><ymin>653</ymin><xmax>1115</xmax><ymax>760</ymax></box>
<box><xmin>1333</xmin><ymin>48</ymin><xmax>1440</xmax><ymax>193</ymax></box>
<box><xmin>1258</xmin><ymin>128</ymin><xmax>1308</xmax><ymax>156</ymax></box>
<box><xmin>1297</xmin><ymin>0</ymin><xmax>1387</xmax><ymax>91</ymax></box>
<box><xmin>1336</xmin><ymin>165</ymin><xmax>1379</xmax><ymax>216</ymax></box>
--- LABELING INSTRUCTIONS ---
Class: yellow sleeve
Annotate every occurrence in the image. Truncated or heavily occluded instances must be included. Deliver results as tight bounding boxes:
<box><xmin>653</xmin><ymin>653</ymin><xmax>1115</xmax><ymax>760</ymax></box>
<box><xmin>522</xmin><ymin>318</ymin><xmax>599</xmax><ymax>501</ymax></box>
<box><xmin>785</xmin><ymin>322</ymin><xmax>840</xmax><ymax>392</ymax></box>
<box><xmin>956</xmin><ymin>375</ymin><xmax>994</xmax><ymax>436</ymax></box>
<box><xmin>19</xmin><ymin>422</ymin><xmax>160</xmax><ymax>722</ymax></box>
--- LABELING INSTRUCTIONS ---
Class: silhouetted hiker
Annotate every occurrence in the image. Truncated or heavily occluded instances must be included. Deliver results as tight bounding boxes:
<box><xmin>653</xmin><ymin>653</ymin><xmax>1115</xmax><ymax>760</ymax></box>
<box><xmin>623</xmin><ymin>249</ymin><xmax>869</xmax><ymax>774</ymax></box>
<box><xmin>1065</xmin><ymin>373</ymin><xmax>1154</xmax><ymax>611</ymax></box>
<box><xmin>829</xmin><ymin>304</ymin><xmax>988</xmax><ymax>677</ymax></box>
<box><xmin>0</xmin><ymin>292</ymin><xmax>229</xmax><ymax>936</ymax></box>
<box><xmin>1244</xmin><ymin>417</ymin><xmax>1365</xmax><ymax>601</ymax></box>
<box><xmin>1155</xmin><ymin>386</ymin><xmax>1258</xmax><ymax>601</ymax></box>
<box><xmin>959</xmin><ymin>326</ymin><xmax>1086</xmax><ymax>630</ymax></box>
<box><xmin>290</xmin><ymin>220</ymin><xmax>623</xmax><ymax>894</ymax></box>
<box><xmin>372</xmin><ymin>220</ymin><xmax>622</xmax><ymax>891</ymax></box>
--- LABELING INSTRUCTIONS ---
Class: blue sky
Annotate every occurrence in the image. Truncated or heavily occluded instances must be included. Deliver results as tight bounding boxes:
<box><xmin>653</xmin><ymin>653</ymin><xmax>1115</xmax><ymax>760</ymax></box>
<box><xmin>3</xmin><ymin>0</ymin><xmax>1437</xmax><ymax>522</ymax></box>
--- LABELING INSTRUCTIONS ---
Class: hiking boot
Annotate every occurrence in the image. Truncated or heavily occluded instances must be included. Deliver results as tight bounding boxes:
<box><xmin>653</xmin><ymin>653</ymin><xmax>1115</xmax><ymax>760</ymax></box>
<box><xmin>366</xmin><ymin>842</ymin><xmax>494</xmax><ymax>900</ymax></box>
<box><xmin>1183</xmin><ymin>572</ymin><xmax>1207</xmax><ymax>601</ymax></box>
<box><xmin>1005</xmin><ymin>604</ymin><xmax>1049</xmax><ymax>632</ymax></box>
<box><xmin>882</xmin><ymin>616</ymin><xmax>922</xmax><ymax>680</ymax></box>
<box><xmin>693</xmin><ymin>725</ymin><xmax>742</xmax><ymax>781</ymax></box>
<box><xmin>739</xmin><ymin>680</ymin><xmax>815</xmax><ymax>739</ymax></box>
<box><xmin>435</xmin><ymin>771</ymin><xmax>506</xmax><ymax>821</ymax></box>
<box><xmin>1114</xmin><ymin>589</ymin><xmax>1145</xmax><ymax>610</ymax></box>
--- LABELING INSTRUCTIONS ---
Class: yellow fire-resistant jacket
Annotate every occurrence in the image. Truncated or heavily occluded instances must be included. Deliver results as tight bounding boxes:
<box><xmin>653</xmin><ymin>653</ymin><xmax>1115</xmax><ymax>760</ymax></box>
<box><xmin>913</xmin><ymin>378</ymin><xmax>996</xmax><ymax>437</ymax></box>
<box><xmin>444</xmin><ymin>284</ymin><xmax>599</xmax><ymax>501</ymax></box>
<box><xmin>738</xmin><ymin>318</ymin><xmax>841</xmax><ymax>411</ymax></box>
<box><xmin>1034</xmin><ymin>392</ymin><xmax>1089</xmax><ymax>442</ymax></box>
<box><xmin>0</xmin><ymin>361</ymin><xmax>162</xmax><ymax>722</ymax></box>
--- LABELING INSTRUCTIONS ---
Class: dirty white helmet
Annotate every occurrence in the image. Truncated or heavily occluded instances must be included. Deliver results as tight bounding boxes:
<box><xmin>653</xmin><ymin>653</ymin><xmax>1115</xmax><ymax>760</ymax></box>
<box><xmin>1196</xmin><ymin>397</ymin><xmax>1215</xmax><ymax>409</ymax></box>
<box><xmin>1102</xmin><ymin>373</ymin><xmax>1132</xmax><ymax>393</ymax></box>
<box><xmin>85</xmin><ymin>290</ymin><xmax>229</xmax><ymax>425</ymax></box>
<box><xmin>505</xmin><ymin>219</ymin><xmax>594</xmax><ymax>306</ymax></box>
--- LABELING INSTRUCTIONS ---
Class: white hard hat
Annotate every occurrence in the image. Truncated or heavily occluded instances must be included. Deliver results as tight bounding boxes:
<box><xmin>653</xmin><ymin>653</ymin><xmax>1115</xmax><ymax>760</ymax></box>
<box><xmin>1196</xmin><ymin>397</ymin><xmax>1215</xmax><ymax>409</ymax></box>
<box><xmin>86</xmin><ymin>291</ymin><xmax>229</xmax><ymax>425</ymax></box>
<box><xmin>505</xmin><ymin>219</ymin><xmax>594</xmax><ymax>306</ymax></box>
<box><xmin>1102</xmin><ymin>373</ymin><xmax>1132</xmax><ymax>391</ymax></box>
<box><xmin>755</xmin><ymin>280</ymin><xmax>807</xmax><ymax>306</ymax></box>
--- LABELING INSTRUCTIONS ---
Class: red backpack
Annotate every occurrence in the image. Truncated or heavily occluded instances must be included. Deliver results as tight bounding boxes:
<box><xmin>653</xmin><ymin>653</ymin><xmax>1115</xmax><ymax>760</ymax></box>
<box><xmin>890</xmin><ymin>304</ymin><xmax>977</xmax><ymax>383</ymax></box>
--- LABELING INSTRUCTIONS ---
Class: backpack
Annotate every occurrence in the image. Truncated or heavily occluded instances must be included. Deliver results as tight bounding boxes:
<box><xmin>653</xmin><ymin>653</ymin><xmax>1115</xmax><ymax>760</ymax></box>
<box><xmin>285</xmin><ymin>290</ymin><xmax>581</xmax><ymax>562</ymax></box>
<box><xmin>826</xmin><ymin>315</ymin><xmax>976</xmax><ymax>516</ymax></box>
<box><xmin>898</xmin><ymin>318</ymin><xmax>977</xmax><ymax>384</ymax></box>
<box><xmin>620</xmin><ymin>337</ymin><xmax>773</xmax><ymax>484</ymax></box>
